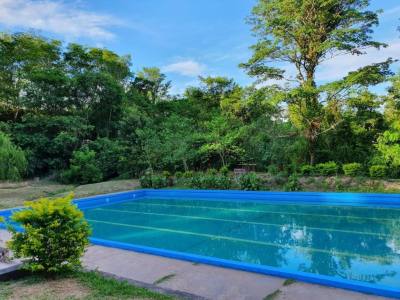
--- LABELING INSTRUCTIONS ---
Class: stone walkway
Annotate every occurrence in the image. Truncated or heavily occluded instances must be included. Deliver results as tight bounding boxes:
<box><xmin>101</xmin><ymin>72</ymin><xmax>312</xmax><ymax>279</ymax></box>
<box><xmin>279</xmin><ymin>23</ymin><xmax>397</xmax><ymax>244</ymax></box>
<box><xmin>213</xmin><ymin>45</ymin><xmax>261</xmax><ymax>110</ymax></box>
<box><xmin>0</xmin><ymin>230</ymin><xmax>392</xmax><ymax>300</ymax></box>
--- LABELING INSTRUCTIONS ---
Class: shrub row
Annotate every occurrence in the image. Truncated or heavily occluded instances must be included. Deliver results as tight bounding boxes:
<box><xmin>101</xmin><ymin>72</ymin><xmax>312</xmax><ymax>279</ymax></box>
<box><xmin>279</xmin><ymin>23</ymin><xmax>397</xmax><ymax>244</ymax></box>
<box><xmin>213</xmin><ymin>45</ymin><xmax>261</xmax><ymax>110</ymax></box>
<box><xmin>140</xmin><ymin>170</ymin><xmax>263</xmax><ymax>191</ymax></box>
<box><xmin>300</xmin><ymin>162</ymin><xmax>389</xmax><ymax>178</ymax></box>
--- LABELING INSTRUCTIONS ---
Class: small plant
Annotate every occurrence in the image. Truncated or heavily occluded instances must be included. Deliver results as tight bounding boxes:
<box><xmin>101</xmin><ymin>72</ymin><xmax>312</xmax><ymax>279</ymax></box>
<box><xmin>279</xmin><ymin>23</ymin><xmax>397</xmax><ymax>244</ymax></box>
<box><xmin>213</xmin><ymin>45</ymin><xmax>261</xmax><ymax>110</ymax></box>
<box><xmin>183</xmin><ymin>171</ymin><xmax>194</xmax><ymax>178</ymax></box>
<box><xmin>342</xmin><ymin>163</ymin><xmax>363</xmax><ymax>177</ymax></box>
<box><xmin>7</xmin><ymin>194</ymin><xmax>90</xmax><ymax>273</ymax></box>
<box><xmin>369</xmin><ymin>165</ymin><xmax>387</xmax><ymax>178</ymax></box>
<box><xmin>314</xmin><ymin>161</ymin><xmax>338</xmax><ymax>176</ymax></box>
<box><xmin>239</xmin><ymin>172</ymin><xmax>262</xmax><ymax>191</ymax></box>
<box><xmin>284</xmin><ymin>174</ymin><xmax>302</xmax><ymax>191</ymax></box>
<box><xmin>300</xmin><ymin>165</ymin><xmax>314</xmax><ymax>176</ymax></box>
<box><xmin>162</xmin><ymin>171</ymin><xmax>173</xmax><ymax>186</ymax></box>
<box><xmin>206</xmin><ymin>168</ymin><xmax>218</xmax><ymax>175</ymax></box>
<box><xmin>151</xmin><ymin>174</ymin><xmax>168</xmax><ymax>189</ymax></box>
<box><xmin>220</xmin><ymin>166</ymin><xmax>229</xmax><ymax>176</ymax></box>
<box><xmin>174</xmin><ymin>171</ymin><xmax>183</xmax><ymax>179</ymax></box>
<box><xmin>139</xmin><ymin>172</ymin><xmax>153</xmax><ymax>188</ymax></box>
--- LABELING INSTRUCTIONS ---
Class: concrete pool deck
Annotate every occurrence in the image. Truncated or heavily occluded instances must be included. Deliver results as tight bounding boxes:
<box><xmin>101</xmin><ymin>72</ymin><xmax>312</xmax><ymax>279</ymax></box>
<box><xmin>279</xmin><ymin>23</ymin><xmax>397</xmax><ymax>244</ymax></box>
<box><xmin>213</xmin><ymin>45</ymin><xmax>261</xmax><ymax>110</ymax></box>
<box><xmin>1</xmin><ymin>230</ymin><xmax>391</xmax><ymax>300</ymax></box>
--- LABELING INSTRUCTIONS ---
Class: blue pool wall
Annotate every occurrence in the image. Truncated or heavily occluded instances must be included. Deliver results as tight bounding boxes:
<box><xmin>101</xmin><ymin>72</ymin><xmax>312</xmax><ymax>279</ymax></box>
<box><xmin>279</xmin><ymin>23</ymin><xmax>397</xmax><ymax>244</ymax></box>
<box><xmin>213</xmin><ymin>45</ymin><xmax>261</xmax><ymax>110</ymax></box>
<box><xmin>1</xmin><ymin>189</ymin><xmax>400</xmax><ymax>298</ymax></box>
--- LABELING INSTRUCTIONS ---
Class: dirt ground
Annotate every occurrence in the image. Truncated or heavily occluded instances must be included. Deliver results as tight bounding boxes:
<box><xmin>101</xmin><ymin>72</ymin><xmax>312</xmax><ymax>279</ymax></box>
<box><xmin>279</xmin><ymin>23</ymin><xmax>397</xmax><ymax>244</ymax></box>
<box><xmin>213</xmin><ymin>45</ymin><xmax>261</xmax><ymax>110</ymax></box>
<box><xmin>1</xmin><ymin>277</ymin><xmax>91</xmax><ymax>300</ymax></box>
<box><xmin>0</xmin><ymin>179</ymin><xmax>140</xmax><ymax>209</ymax></box>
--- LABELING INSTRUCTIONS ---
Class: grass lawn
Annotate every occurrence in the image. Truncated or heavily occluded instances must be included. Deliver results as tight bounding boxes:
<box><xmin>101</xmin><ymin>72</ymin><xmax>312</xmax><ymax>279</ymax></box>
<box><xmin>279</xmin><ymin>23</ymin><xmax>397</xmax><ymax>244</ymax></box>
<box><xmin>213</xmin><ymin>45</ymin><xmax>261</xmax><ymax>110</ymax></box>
<box><xmin>0</xmin><ymin>270</ymin><xmax>173</xmax><ymax>300</ymax></box>
<box><xmin>0</xmin><ymin>179</ymin><xmax>140</xmax><ymax>210</ymax></box>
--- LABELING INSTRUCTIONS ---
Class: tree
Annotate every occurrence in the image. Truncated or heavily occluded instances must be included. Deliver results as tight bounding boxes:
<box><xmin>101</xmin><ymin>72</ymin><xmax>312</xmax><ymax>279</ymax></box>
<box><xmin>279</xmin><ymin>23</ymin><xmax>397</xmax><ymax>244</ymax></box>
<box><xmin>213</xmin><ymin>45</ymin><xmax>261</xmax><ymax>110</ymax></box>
<box><xmin>0</xmin><ymin>132</ymin><xmax>27</xmax><ymax>181</ymax></box>
<box><xmin>241</xmin><ymin>0</ymin><xmax>391</xmax><ymax>164</ymax></box>
<box><xmin>376</xmin><ymin>74</ymin><xmax>400</xmax><ymax>172</ymax></box>
<box><xmin>133</xmin><ymin>67</ymin><xmax>171</xmax><ymax>103</ymax></box>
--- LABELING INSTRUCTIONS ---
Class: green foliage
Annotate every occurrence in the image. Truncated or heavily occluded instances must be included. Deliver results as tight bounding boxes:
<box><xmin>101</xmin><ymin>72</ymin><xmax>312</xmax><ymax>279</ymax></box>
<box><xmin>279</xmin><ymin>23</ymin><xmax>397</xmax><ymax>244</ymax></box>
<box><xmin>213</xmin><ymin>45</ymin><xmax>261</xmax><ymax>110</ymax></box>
<box><xmin>284</xmin><ymin>174</ymin><xmax>302</xmax><ymax>191</ymax></box>
<box><xmin>151</xmin><ymin>175</ymin><xmax>169</xmax><ymax>189</ymax></box>
<box><xmin>139</xmin><ymin>172</ymin><xmax>169</xmax><ymax>189</ymax></box>
<box><xmin>314</xmin><ymin>162</ymin><xmax>339</xmax><ymax>176</ymax></box>
<box><xmin>220</xmin><ymin>166</ymin><xmax>229</xmax><ymax>176</ymax></box>
<box><xmin>300</xmin><ymin>165</ymin><xmax>314</xmax><ymax>176</ymax></box>
<box><xmin>239</xmin><ymin>172</ymin><xmax>262</xmax><ymax>191</ymax></box>
<box><xmin>0</xmin><ymin>27</ymin><xmax>397</xmax><ymax>183</ymax></box>
<box><xmin>61</xmin><ymin>148</ymin><xmax>103</xmax><ymax>184</ymax></box>
<box><xmin>189</xmin><ymin>173</ymin><xmax>232</xmax><ymax>190</ymax></box>
<box><xmin>139</xmin><ymin>172</ymin><xmax>153</xmax><ymax>188</ymax></box>
<box><xmin>0</xmin><ymin>132</ymin><xmax>27</xmax><ymax>181</ymax></box>
<box><xmin>7</xmin><ymin>194</ymin><xmax>90</xmax><ymax>273</ymax></box>
<box><xmin>369</xmin><ymin>165</ymin><xmax>387</xmax><ymax>178</ymax></box>
<box><xmin>343</xmin><ymin>163</ymin><xmax>364</xmax><ymax>177</ymax></box>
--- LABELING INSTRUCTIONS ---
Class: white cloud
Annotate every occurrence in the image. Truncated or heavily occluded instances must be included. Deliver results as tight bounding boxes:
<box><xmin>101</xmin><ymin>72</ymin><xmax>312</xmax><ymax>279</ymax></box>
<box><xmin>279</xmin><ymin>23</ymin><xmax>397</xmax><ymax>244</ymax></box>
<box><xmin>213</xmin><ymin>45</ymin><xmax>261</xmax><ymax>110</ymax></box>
<box><xmin>0</xmin><ymin>0</ymin><xmax>122</xmax><ymax>40</ymax></box>
<box><xmin>317</xmin><ymin>41</ymin><xmax>400</xmax><ymax>82</ymax></box>
<box><xmin>162</xmin><ymin>60</ymin><xmax>205</xmax><ymax>77</ymax></box>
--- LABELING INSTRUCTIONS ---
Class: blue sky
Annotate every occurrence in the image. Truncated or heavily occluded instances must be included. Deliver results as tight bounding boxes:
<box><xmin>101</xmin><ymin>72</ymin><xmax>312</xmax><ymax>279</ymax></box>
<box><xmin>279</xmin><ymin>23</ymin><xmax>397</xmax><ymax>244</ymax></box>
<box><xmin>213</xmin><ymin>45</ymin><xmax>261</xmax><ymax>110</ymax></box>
<box><xmin>0</xmin><ymin>0</ymin><xmax>399</xmax><ymax>94</ymax></box>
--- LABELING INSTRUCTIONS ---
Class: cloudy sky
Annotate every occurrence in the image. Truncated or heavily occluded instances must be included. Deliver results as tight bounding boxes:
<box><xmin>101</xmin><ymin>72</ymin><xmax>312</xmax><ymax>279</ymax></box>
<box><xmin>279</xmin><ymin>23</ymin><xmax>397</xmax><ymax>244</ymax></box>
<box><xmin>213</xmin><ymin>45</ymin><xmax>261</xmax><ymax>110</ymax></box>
<box><xmin>0</xmin><ymin>0</ymin><xmax>399</xmax><ymax>94</ymax></box>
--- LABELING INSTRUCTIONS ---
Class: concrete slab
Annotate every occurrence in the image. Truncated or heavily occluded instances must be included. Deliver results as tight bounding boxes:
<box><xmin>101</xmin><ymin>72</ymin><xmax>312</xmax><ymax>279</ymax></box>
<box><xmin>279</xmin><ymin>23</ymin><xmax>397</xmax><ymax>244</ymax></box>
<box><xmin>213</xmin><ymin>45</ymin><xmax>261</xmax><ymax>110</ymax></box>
<box><xmin>81</xmin><ymin>245</ymin><xmax>392</xmax><ymax>300</ymax></box>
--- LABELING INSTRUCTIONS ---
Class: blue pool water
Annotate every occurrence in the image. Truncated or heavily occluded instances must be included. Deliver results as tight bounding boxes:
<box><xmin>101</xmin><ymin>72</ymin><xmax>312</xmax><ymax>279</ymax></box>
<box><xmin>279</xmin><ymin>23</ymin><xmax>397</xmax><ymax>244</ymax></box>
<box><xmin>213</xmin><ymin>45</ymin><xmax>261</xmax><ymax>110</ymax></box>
<box><xmin>1</xmin><ymin>189</ymin><xmax>399</xmax><ymax>297</ymax></box>
<box><xmin>82</xmin><ymin>193</ymin><xmax>400</xmax><ymax>294</ymax></box>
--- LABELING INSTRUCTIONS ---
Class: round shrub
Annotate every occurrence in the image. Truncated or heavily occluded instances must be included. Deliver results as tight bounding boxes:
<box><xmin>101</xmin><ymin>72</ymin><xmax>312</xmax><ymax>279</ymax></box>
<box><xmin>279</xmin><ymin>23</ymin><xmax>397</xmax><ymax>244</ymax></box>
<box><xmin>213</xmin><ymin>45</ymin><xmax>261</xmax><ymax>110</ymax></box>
<box><xmin>342</xmin><ymin>163</ymin><xmax>363</xmax><ymax>177</ymax></box>
<box><xmin>220</xmin><ymin>166</ymin><xmax>229</xmax><ymax>176</ymax></box>
<box><xmin>174</xmin><ymin>171</ymin><xmax>183</xmax><ymax>179</ymax></box>
<box><xmin>239</xmin><ymin>172</ymin><xmax>262</xmax><ymax>191</ymax></box>
<box><xmin>7</xmin><ymin>194</ymin><xmax>90</xmax><ymax>273</ymax></box>
<box><xmin>300</xmin><ymin>165</ymin><xmax>314</xmax><ymax>176</ymax></box>
<box><xmin>369</xmin><ymin>165</ymin><xmax>387</xmax><ymax>178</ymax></box>
<box><xmin>314</xmin><ymin>162</ymin><xmax>338</xmax><ymax>176</ymax></box>
<box><xmin>0</xmin><ymin>132</ymin><xmax>27</xmax><ymax>181</ymax></box>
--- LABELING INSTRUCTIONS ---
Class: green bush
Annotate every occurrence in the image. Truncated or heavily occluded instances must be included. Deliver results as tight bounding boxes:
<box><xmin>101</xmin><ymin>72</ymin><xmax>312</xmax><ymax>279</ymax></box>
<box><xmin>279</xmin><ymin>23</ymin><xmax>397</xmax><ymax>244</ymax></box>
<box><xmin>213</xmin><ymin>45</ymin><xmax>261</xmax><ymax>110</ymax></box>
<box><xmin>183</xmin><ymin>171</ymin><xmax>194</xmax><ymax>178</ymax></box>
<box><xmin>151</xmin><ymin>174</ymin><xmax>168</xmax><ymax>188</ymax></box>
<box><xmin>88</xmin><ymin>138</ymin><xmax>126</xmax><ymax>180</ymax></box>
<box><xmin>0</xmin><ymin>132</ymin><xmax>27</xmax><ymax>181</ymax></box>
<box><xmin>314</xmin><ymin>162</ymin><xmax>338</xmax><ymax>176</ymax></box>
<box><xmin>207</xmin><ymin>168</ymin><xmax>218</xmax><ymax>175</ymax></box>
<box><xmin>139</xmin><ymin>172</ymin><xmax>169</xmax><ymax>189</ymax></box>
<box><xmin>174</xmin><ymin>171</ymin><xmax>183</xmax><ymax>178</ymax></box>
<box><xmin>188</xmin><ymin>173</ymin><xmax>232</xmax><ymax>190</ymax></box>
<box><xmin>342</xmin><ymin>163</ymin><xmax>363</xmax><ymax>177</ymax></box>
<box><xmin>239</xmin><ymin>172</ymin><xmax>262</xmax><ymax>191</ymax></box>
<box><xmin>220</xmin><ymin>166</ymin><xmax>229</xmax><ymax>176</ymax></box>
<box><xmin>300</xmin><ymin>165</ymin><xmax>314</xmax><ymax>176</ymax></box>
<box><xmin>139</xmin><ymin>172</ymin><xmax>153</xmax><ymax>188</ymax></box>
<box><xmin>284</xmin><ymin>174</ymin><xmax>302</xmax><ymax>191</ymax></box>
<box><xmin>61</xmin><ymin>147</ymin><xmax>103</xmax><ymax>184</ymax></box>
<box><xmin>369</xmin><ymin>165</ymin><xmax>387</xmax><ymax>178</ymax></box>
<box><xmin>7</xmin><ymin>194</ymin><xmax>90</xmax><ymax>273</ymax></box>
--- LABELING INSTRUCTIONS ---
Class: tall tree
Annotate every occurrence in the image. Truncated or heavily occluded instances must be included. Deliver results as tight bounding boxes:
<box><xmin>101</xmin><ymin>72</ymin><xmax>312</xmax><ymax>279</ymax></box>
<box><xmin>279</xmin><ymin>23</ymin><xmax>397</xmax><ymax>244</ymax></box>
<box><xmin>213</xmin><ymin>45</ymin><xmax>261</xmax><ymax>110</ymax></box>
<box><xmin>241</xmin><ymin>0</ymin><xmax>392</xmax><ymax>164</ymax></box>
<box><xmin>376</xmin><ymin>74</ymin><xmax>400</xmax><ymax>170</ymax></box>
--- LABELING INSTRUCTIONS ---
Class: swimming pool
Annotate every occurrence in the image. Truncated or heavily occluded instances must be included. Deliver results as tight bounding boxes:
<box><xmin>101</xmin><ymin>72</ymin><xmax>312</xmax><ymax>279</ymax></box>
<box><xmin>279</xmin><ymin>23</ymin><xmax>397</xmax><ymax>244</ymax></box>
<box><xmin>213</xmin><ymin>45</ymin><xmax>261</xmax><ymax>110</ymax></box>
<box><xmin>2</xmin><ymin>189</ymin><xmax>400</xmax><ymax>298</ymax></box>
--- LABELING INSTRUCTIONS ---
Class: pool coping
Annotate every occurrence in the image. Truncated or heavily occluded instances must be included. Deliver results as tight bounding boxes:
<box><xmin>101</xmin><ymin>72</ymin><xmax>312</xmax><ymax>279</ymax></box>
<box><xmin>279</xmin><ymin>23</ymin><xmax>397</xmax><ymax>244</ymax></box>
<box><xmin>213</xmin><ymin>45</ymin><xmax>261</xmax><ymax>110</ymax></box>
<box><xmin>1</xmin><ymin>189</ymin><xmax>400</xmax><ymax>298</ymax></box>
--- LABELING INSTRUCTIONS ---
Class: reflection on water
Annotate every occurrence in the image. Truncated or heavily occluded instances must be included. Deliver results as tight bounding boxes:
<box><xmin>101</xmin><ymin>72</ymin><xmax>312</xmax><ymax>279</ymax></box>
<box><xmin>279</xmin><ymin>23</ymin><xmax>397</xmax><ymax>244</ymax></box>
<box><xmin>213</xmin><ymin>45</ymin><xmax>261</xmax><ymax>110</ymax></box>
<box><xmin>84</xmin><ymin>197</ymin><xmax>400</xmax><ymax>290</ymax></box>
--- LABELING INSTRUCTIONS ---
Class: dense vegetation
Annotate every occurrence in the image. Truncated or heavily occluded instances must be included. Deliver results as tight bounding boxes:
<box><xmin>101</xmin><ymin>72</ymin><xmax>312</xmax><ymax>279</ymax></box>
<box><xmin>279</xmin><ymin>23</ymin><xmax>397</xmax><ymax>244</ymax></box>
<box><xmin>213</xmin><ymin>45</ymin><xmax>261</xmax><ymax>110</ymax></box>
<box><xmin>0</xmin><ymin>0</ymin><xmax>399</xmax><ymax>184</ymax></box>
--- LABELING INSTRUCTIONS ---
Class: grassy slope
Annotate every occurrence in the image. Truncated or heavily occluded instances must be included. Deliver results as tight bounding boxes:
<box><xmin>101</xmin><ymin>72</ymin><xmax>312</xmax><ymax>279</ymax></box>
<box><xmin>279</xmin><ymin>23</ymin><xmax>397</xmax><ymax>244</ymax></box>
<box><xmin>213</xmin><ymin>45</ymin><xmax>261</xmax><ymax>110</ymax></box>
<box><xmin>0</xmin><ymin>179</ymin><xmax>140</xmax><ymax>209</ymax></box>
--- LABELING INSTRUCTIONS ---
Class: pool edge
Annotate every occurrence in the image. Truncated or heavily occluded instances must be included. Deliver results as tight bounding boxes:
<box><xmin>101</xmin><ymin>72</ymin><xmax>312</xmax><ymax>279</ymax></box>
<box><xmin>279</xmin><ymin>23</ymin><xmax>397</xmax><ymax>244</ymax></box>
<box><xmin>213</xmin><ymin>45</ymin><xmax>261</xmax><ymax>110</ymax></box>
<box><xmin>1</xmin><ymin>189</ymin><xmax>400</xmax><ymax>298</ymax></box>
